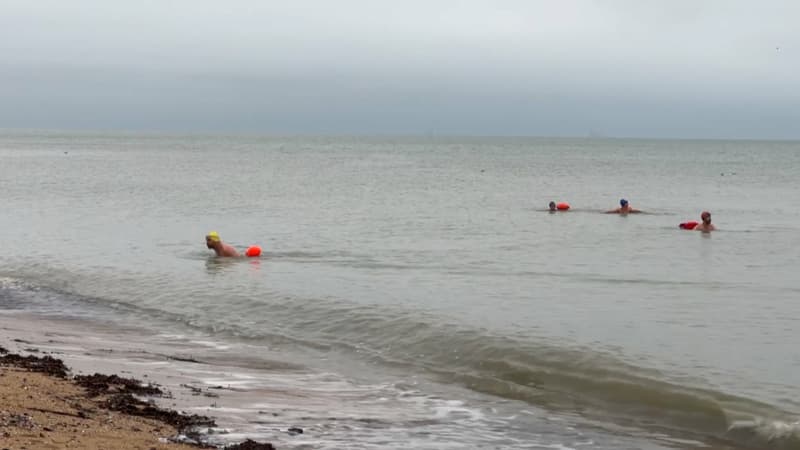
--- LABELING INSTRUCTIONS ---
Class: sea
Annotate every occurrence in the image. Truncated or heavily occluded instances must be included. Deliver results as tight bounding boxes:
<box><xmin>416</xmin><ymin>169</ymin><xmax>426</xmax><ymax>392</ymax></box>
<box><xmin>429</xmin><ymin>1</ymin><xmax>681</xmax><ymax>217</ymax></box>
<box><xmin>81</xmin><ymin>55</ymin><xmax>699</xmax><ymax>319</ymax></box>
<box><xmin>1</xmin><ymin>131</ymin><xmax>799</xmax><ymax>449</ymax></box>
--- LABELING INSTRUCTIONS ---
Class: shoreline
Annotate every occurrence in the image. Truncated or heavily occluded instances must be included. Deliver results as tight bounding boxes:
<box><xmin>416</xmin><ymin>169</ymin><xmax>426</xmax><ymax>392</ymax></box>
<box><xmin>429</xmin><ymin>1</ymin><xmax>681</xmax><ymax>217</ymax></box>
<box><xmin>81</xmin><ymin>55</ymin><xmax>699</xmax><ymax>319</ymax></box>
<box><xmin>0</xmin><ymin>364</ymin><xmax>201</xmax><ymax>449</ymax></box>
<box><xmin>0</xmin><ymin>343</ymin><xmax>275</xmax><ymax>450</ymax></box>
<box><xmin>0</xmin><ymin>312</ymin><xmax>287</xmax><ymax>449</ymax></box>
<box><xmin>2</xmin><ymin>311</ymin><xmax>789</xmax><ymax>450</ymax></box>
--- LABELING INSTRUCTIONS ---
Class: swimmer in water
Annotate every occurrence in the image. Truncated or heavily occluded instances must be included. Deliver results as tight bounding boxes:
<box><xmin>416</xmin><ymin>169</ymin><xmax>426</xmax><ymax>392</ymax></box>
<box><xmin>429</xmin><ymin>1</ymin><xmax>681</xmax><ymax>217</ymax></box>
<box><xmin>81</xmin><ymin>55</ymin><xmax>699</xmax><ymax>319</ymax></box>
<box><xmin>606</xmin><ymin>198</ymin><xmax>642</xmax><ymax>214</ymax></box>
<box><xmin>694</xmin><ymin>211</ymin><xmax>716</xmax><ymax>232</ymax></box>
<box><xmin>548</xmin><ymin>201</ymin><xmax>571</xmax><ymax>211</ymax></box>
<box><xmin>205</xmin><ymin>231</ymin><xmax>240</xmax><ymax>257</ymax></box>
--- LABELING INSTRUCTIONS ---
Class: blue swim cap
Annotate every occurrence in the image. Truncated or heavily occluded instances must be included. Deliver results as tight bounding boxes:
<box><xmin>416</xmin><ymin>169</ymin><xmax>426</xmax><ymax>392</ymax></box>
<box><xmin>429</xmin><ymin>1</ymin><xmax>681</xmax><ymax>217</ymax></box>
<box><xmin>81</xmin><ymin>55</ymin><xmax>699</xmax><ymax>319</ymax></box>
<box><xmin>620</xmin><ymin>198</ymin><xmax>628</xmax><ymax>206</ymax></box>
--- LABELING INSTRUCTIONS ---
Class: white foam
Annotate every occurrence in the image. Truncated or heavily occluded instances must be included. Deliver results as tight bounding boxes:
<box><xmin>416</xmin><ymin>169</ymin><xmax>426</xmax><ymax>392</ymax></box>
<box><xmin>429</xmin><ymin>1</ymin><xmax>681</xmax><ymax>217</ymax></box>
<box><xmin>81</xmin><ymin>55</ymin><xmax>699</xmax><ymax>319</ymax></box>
<box><xmin>189</xmin><ymin>339</ymin><xmax>231</xmax><ymax>350</ymax></box>
<box><xmin>728</xmin><ymin>418</ymin><xmax>800</xmax><ymax>439</ymax></box>
<box><xmin>431</xmin><ymin>404</ymin><xmax>485</xmax><ymax>422</ymax></box>
<box><xmin>0</xmin><ymin>277</ymin><xmax>25</xmax><ymax>289</ymax></box>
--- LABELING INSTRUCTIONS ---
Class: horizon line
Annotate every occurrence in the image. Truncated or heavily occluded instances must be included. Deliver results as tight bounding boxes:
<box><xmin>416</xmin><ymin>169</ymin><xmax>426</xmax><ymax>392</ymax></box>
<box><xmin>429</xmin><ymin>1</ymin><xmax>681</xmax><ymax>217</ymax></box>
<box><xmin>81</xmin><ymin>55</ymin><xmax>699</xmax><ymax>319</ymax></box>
<box><xmin>1</xmin><ymin>127</ymin><xmax>798</xmax><ymax>143</ymax></box>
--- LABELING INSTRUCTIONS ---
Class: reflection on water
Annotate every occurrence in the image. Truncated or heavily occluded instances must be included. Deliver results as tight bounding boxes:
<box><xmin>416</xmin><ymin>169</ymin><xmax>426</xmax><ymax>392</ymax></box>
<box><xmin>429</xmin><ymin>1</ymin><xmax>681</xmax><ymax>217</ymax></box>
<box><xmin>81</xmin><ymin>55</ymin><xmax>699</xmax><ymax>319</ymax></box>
<box><xmin>204</xmin><ymin>257</ymin><xmax>238</xmax><ymax>274</ymax></box>
<box><xmin>204</xmin><ymin>256</ymin><xmax>262</xmax><ymax>275</ymax></box>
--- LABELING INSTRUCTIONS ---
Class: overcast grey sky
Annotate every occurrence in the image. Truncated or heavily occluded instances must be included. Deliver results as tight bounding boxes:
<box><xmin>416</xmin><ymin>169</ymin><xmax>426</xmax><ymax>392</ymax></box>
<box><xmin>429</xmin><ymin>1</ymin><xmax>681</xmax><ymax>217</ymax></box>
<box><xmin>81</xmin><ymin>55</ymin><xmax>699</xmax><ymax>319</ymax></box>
<box><xmin>1</xmin><ymin>1</ymin><xmax>798</xmax><ymax>138</ymax></box>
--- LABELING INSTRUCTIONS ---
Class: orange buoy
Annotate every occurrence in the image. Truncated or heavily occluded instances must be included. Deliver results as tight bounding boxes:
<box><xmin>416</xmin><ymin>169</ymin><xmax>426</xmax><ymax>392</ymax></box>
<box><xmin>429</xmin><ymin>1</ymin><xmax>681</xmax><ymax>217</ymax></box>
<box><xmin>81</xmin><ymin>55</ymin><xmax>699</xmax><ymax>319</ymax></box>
<box><xmin>556</xmin><ymin>202</ymin><xmax>570</xmax><ymax>211</ymax></box>
<box><xmin>679</xmin><ymin>221</ymin><xmax>699</xmax><ymax>230</ymax></box>
<box><xmin>245</xmin><ymin>245</ymin><xmax>262</xmax><ymax>257</ymax></box>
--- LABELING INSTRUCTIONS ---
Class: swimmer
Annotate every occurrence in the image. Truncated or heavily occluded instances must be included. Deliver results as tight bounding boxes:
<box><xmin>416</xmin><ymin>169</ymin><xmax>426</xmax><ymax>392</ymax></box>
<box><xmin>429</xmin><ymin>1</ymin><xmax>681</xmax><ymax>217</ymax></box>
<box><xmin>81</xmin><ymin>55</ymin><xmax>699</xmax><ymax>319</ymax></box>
<box><xmin>548</xmin><ymin>201</ymin><xmax>570</xmax><ymax>211</ymax></box>
<box><xmin>606</xmin><ymin>198</ymin><xmax>642</xmax><ymax>214</ymax></box>
<box><xmin>205</xmin><ymin>231</ymin><xmax>240</xmax><ymax>257</ymax></box>
<box><xmin>694</xmin><ymin>211</ymin><xmax>716</xmax><ymax>232</ymax></box>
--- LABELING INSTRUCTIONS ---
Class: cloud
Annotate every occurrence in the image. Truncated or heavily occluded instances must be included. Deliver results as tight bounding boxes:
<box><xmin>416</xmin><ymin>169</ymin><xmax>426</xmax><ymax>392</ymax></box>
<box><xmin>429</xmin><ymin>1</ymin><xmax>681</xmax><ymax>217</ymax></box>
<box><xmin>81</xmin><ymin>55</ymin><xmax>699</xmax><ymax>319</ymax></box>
<box><xmin>1</xmin><ymin>1</ymin><xmax>798</xmax><ymax>137</ymax></box>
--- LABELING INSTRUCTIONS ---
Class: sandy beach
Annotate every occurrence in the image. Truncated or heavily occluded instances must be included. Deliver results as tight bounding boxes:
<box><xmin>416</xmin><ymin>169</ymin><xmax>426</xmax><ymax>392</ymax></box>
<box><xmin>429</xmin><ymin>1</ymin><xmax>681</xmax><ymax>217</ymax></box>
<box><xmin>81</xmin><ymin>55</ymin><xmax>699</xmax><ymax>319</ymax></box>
<box><xmin>1</xmin><ymin>313</ymin><xmax>277</xmax><ymax>450</ymax></box>
<box><xmin>0</xmin><ymin>365</ymin><xmax>206</xmax><ymax>449</ymax></box>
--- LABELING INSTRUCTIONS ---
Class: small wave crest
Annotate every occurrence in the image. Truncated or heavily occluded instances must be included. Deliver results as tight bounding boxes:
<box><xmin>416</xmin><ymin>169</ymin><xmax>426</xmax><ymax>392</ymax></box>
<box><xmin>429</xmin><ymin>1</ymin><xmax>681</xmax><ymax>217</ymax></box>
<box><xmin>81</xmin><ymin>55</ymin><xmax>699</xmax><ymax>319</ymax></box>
<box><xmin>726</xmin><ymin>419</ymin><xmax>800</xmax><ymax>450</ymax></box>
<box><xmin>235</xmin><ymin>297</ymin><xmax>799</xmax><ymax>449</ymax></box>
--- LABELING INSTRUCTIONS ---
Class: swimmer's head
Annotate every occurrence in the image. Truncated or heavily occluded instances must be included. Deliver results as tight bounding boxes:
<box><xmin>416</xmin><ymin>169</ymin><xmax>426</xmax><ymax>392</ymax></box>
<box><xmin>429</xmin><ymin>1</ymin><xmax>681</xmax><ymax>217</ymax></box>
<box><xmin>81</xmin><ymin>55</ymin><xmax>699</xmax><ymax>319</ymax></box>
<box><xmin>206</xmin><ymin>231</ymin><xmax>221</xmax><ymax>248</ymax></box>
<box><xmin>620</xmin><ymin>198</ymin><xmax>629</xmax><ymax>207</ymax></box>
<box><xmin>701</xmin><ymin>211</ymin><xmax>711</xmax><ymax>223</ymax></box>
<box><xmin>549</xmin><ymin>201</ymin><xmax>557</xmax><ymax>211</ymax></box>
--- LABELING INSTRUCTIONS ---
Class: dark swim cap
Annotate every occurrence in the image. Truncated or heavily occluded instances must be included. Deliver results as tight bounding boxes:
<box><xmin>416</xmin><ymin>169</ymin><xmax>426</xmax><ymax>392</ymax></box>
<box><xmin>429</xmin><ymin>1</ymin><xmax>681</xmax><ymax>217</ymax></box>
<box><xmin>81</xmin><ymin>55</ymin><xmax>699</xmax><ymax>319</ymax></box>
<box><xmin>620</xmin><ymin>198</ymin><xmax>628</xmax><ymax>206</ymax></box>
<box><xmin>701</xmin><ymin>211</ymin><xmax>711</xmax><ymax>220</ymax></box>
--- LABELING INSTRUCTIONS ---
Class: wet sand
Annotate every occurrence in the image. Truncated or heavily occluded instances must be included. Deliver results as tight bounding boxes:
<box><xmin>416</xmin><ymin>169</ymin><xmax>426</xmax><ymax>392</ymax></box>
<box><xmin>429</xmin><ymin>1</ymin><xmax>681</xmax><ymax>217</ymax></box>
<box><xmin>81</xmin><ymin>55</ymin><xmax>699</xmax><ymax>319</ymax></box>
<box><xmin>1</xmin><ymin>312</ymin><xmax>277</xmax><ymax>449</ymax></box>
<box><xmin>0</xmin><ymin>366</ymin><xmax>205</xmax><ymax>449</ymax></box>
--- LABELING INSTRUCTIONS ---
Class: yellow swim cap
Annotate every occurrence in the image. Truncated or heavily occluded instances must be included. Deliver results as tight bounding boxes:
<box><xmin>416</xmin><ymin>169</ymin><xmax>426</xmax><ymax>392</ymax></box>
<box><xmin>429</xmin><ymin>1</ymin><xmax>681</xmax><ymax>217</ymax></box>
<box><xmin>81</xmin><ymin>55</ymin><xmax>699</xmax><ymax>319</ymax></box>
<box><xmin>206</xmin><ymin>231</ymin><xmax>220</xmax><ymax>242</ymax></box>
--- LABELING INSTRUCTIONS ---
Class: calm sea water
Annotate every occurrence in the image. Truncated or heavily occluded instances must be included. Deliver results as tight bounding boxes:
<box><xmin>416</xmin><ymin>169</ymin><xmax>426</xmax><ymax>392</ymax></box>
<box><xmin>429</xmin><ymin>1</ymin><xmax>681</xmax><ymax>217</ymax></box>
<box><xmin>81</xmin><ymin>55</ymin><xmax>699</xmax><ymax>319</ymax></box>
<box><xmin>1</xmin><ymin>131</ymin><xmax>799</xmax><ymax>449</ymax></box>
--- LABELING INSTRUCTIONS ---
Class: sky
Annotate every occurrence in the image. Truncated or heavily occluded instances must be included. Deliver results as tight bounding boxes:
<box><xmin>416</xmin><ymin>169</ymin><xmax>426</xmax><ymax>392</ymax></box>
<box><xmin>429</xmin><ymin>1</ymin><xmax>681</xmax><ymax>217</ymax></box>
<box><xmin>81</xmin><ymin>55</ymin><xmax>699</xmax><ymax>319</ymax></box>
<box><xmin>1</xmin><ymin>0</ymin><xmax>798</xmax><ymax>139</ymax></box>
